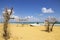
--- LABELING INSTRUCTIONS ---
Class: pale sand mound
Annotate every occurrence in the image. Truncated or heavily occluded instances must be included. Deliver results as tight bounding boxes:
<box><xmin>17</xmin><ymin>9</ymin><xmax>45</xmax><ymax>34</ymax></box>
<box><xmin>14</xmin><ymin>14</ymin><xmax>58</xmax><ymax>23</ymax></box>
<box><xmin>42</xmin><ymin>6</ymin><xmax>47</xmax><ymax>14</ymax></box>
<box><xmin>0</xmin><ymin>23</ymin><xmax>60</xmax><ymax>40</ymax></box>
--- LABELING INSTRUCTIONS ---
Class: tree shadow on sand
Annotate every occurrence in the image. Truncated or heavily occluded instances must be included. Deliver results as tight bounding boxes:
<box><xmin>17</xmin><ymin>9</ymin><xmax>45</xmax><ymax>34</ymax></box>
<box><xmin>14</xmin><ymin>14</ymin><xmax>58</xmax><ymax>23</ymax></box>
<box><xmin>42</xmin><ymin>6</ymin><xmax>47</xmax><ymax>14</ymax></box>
<box><xmin>41</xmin><ymin>30</ymin><xmax>50</xmax><ymax>33</ymax></box>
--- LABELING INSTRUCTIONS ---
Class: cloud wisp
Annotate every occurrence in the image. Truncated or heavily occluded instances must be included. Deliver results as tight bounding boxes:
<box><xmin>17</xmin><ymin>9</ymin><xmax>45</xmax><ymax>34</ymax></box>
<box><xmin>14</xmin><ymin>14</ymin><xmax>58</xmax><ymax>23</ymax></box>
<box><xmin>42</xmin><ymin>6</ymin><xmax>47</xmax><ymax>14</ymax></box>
<box><xmin>42</xmin><ymin>7</ymin><xmax>54</xmax><ymax>13</ymax></box>
<box><xmin>39</xmin><ymin>14</ymin><xmax>43</xmax><ymax>16</ymax></box>
<box><xmin>25</xmin><ymin>16</ymin><xmax>40</xmax><ymax>22</ymax></box>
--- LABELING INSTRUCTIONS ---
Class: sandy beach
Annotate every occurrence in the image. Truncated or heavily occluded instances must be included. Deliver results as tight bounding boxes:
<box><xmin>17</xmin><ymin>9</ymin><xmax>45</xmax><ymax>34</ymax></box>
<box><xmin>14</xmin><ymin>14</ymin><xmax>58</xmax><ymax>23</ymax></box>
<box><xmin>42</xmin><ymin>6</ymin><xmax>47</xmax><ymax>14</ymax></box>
<box><xmin>0</xmin><ymin>23</ymin><xmax>60</xmax><ymax>40</ymax></box>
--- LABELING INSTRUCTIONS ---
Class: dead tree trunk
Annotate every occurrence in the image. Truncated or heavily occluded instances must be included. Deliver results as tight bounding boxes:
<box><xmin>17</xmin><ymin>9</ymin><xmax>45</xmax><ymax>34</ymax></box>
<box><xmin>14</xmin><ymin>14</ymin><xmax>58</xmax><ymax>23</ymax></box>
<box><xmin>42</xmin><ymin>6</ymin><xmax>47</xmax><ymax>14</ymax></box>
<box><xmin>3</xmin><ymin>7</ymin><xmax>13</xmax><ymax>40</ymax></box>
<box><xmin>50</xmin><ymin>22</ymin><xmax>57</xmax><ymax>31</ymax></box>
<box><xmin>45</xmin><ymin>17</ymin><xmax>57</xmax><ymax>32</ymax></box>
<box><xmin>3</xmin><ymin>20</ymin><xmax>9</xmax><ymax>40</ymax></box>
<box><xmin>3</xmin><ymin>15</ymin><xmax>10</xmax><ymax>40</ymax></box>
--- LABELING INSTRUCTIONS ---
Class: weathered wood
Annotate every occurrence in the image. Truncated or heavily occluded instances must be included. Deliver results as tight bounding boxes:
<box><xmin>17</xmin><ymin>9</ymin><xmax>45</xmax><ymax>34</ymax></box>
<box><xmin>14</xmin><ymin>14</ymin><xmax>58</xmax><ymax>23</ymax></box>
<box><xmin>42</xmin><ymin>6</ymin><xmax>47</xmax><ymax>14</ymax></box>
<box><xmin>3</xmin><ymin>7</ymin><xmax>13</xmax><ymax>40</ymax></box>
<box><xmin>44</xmin><ymin>17</ymin><xmax>57</xmax><ymax>32</ymax></box>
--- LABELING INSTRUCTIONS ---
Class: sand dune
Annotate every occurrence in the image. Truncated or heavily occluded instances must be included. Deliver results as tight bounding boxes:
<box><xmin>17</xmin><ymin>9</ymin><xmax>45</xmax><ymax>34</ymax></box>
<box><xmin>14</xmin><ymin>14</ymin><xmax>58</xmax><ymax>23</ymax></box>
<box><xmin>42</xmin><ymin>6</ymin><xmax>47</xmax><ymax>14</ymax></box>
<box><xmin>0</xmin><ymin>23</ymin><xmax>60</xmax><ymax>40</ymax></box>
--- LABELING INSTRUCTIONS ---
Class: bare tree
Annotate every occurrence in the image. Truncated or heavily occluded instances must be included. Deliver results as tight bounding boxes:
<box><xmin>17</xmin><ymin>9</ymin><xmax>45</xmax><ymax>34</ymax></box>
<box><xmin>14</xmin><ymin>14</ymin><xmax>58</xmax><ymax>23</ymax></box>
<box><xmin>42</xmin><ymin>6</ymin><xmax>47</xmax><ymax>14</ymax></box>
<box><xmin>44</xmin><ymin>17</ymin><xmax>57</xmax><ymax>32</ymax></box>
<box><xmin>49</xmin><ymin>17</ymin><xmax>57</xmax><ymax>31</ymax></box>
<box><xmin>3</xmin><ymin>7</ymin><xmax>13</xmax><ymax>40</ymax></box>
<box><xmin>44</xmin><ymin>19</ymin><xmax>50</xmax><ymax>32</ymax></box>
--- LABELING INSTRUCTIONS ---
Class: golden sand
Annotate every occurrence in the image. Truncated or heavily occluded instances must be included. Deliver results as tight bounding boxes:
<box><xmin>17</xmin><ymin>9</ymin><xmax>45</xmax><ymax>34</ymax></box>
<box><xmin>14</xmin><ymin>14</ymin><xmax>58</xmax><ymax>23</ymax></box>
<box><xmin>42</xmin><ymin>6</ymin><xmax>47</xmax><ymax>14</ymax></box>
<box><xmin>0</xmin><ymin>23</ymin><xmax>60</xmax><ymax>40</ymax></box>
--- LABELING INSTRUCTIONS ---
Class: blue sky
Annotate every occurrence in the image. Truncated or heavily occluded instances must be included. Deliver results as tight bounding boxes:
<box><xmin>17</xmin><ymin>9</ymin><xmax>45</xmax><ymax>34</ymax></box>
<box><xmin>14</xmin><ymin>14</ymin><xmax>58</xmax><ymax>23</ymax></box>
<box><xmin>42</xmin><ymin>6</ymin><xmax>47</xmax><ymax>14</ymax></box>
<box><xmin>0</xmin><ymin>0</ymin><xmax>60</xmax><ymax>22</ymax></box>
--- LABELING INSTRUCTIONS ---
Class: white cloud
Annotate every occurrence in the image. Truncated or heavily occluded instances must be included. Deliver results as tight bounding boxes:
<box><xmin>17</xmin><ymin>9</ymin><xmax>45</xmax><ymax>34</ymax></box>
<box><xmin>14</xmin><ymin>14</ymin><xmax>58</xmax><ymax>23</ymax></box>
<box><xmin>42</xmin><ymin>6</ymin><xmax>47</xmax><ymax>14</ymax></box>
<box><xmin>45</xmin><ymin>16</ymin><xmax>58</xmax><ymax>23</ymax></box>
<box><xmin>10</xmin><ymin>15</ymin><xmax>19</xmax><ymax>19</ymax></box>
<box><xmin>25</xmin><ymin>16</ymin><xmax>33</xmax><ymax>19</ymax></box>
<box><xmin>25</xmin><ymin>16</ymin><xmax>40</xmax><ymax>22</ymax></box>
<box><xmin>39</xmin><ymin>14</ymin><xmax>43</xmax><ymax>16</ymax></box>
<box><xmin>0</xmin><ymin>16</ymin><xmax>1</xmax><ymax>19</ymax></box>
<box><xmin>0</xmin><ymin>16</ymin><xmax>3</xmax><ymax>19</ymax></box>
<box><xmin>42</xmin><ymin>7</ymin><xmax>54</xmax><ymax>13</ymax></box>
<box><xmin>57</xmin><ymin>17</ymin><xmax>60</xmax><ymax>22</ymax></box>
<box><xmin>2</xmin><ymin>9</ymin><xmax>14</xmax><ymax>15</ymax></box>
<box><xmin>10</xmin><ymin>15</ymin><xmax>20</xmax><ymax>22</ymax></box>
